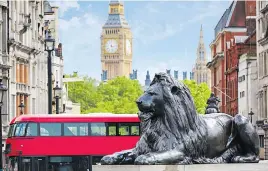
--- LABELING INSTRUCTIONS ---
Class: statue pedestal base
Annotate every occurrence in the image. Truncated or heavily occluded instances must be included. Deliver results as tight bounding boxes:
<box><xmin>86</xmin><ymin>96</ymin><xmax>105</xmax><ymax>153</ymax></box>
<box><xmin>95</xmin><ymin>161</ymin><xmax>268</xmax><ymax>171</ymax></box>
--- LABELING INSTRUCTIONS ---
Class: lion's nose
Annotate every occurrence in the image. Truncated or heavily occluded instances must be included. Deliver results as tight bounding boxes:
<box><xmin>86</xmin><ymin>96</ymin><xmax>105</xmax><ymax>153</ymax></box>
<box><xmin>136</xmin><ymin>100</ymin><xmax>142</xmax><ymax>105</ymax></box>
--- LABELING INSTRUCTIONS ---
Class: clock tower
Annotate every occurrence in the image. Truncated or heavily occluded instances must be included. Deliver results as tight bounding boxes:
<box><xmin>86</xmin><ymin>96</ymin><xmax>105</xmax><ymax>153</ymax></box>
<box><xmin>100</xmin><ymin>0</ymin><xmax>133</xmax><ymax>80</ymax></box>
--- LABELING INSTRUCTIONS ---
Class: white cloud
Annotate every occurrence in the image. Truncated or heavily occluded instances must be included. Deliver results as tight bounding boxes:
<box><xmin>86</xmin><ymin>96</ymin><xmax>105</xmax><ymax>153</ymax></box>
<box><xmin>49</xmin><ymin>0</ymin><xmax>80</xmax><ymax>17</ymax></box>
<box><xmin>58</xmin><ymin>9</ymin><xmax>106</xmax><ymax>80</ymax></box>
<box><xmin>131</xmin><ymin>20</ymin><xmax>183</xmax><ymax>45</ymax></box>
<box><xmin>129</xmin><ymin>2</ymin><xmax>185</xmax><ymax>45</ymax></box>
<box><xmin>187</xmin><ymin>1</ymin><xmax>229</xmax><ymax>23</ymax></box>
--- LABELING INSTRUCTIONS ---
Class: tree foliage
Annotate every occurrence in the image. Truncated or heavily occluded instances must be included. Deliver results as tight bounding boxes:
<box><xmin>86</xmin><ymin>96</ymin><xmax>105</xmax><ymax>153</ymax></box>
<box><xmin>66</xmin><ymin>73</ymin><xmax>143</xmax><ymax>114</ymax></box>
<box><xmin>181</xmin><ymin>79</ymin><xmax>211</xmax><ymax>114</ymax></box>
<box><xmin>66</xmin><ymin>72</ymin><xmax>210</xmax><ymax>115</ymax></box>
<box><xmin>65</xmin><ymin>73</ymin><xmax>101</xmax><ymax>113</ymax></box>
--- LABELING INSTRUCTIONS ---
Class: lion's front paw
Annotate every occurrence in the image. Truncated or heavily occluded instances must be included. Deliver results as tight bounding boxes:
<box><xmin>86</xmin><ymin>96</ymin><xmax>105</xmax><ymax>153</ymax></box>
<box><xmin>100</xmin><ymin>155</ymin><xmax>117</xmax><ymax>165</ymax></box>
<box><xmin>134</xmin><ymin>154</ymin><xmax>156</xmax><ymax>165</ymax></box>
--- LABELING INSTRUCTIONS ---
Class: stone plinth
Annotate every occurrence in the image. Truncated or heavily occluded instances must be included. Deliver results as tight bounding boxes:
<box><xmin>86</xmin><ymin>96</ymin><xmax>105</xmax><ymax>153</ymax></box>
<box><xmin>93</xmin><ymin>161</ymin><xmax>268</xmax><ymax>171</ymax></box>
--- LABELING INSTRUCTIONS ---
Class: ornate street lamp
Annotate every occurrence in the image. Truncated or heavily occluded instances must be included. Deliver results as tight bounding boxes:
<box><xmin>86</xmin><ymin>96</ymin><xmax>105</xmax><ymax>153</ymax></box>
<box><xmin>45</xmin><ymin>31</ymin><xmax>55</xmax><ymax>114</ymax></box>
<box><xmin>248</xmin><ymin>108</ymin><xmax>254</xmax><ymax>124</ymax></box>
<box><xmin>0</xmin><ymin>79</ymin><xmax>7</xmax><ymax>171</ymax></box>
<box><xmin>18</xmin><ymin>99</ymin><xmax>25</xmax><ymax>115</ymax></box>
<box><xmin>53</xmin><ymin>81</ymin><xmax>62</xmax><ymax>114</ymax></box>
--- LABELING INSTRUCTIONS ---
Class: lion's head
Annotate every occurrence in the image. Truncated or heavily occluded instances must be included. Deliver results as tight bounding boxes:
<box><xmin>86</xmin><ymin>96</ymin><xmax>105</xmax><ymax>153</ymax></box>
<box><xmin>136</xmin><ymin>72</ymin><xmax>200</xmax><ymax>133</ymax></box>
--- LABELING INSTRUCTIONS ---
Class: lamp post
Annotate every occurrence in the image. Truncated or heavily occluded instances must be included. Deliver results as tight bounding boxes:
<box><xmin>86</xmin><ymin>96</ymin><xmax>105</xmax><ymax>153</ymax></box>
<box><xmin>45</xmin><ymin>32</ymin><xmax>55</xmax><ymax>114</ymax></box>
<box><xmin>53</xmin><ymin>81</ymin><xmax>62</xmax><ymax>114</ymax></box>
<box><xmin>18</xmin><ymin>100</ymin><xmax>25</xmax><ymax>115</ymax></box>
<box><xmin>248</xmin><ymin>108</ymin><xmax>254</xmax><ymax>124</ymax></box>
<box><xmin>0</xmin><ymin>79</ymin><xmax>7</xmax><ymax>171</ymax></box>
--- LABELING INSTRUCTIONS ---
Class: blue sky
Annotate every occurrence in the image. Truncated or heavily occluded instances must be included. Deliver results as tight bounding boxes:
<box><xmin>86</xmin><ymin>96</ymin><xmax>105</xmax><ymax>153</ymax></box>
<box><xmin>50</xmin><ymin>0</ymin><xmax>232</xmax><ymax>85</ymax></box>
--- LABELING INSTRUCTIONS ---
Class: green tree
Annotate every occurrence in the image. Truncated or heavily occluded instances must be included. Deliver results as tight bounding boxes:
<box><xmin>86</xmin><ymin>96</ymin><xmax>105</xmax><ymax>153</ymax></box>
<box><xmin>66</xmin><ymin>74</ymin><xmax>101</xmax><ymax>113</ymax></box>
<box><xmin>181</xmin><ymin>79</ymin><xmax>211</xmax><ymax>114</ymax></box>
<box><xmin>87</xmin><ymin>76</ymin><xmax>143</xmax><ymax>114</ymax></box>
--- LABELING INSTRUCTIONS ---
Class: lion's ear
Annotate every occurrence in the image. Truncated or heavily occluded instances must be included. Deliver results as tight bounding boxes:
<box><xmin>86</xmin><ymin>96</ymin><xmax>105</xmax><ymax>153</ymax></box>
<box><xmin>171</xmin><ymin>86</ymin><xmax>179</xmax><ymax>94</ymax></box>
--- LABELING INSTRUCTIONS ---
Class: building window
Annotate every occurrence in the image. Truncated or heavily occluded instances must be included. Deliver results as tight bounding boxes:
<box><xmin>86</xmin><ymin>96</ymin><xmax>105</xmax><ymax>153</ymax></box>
<box><xmin>240</xmin><ymin>91</ymin><xmax>245</xmax><ymax>98</ymax></box>
<box><xmin>264</xmin><ymin>52</ymin><xmax>267</xmax><ymax>76</ymax></box>
<box><xmin>259</xmin><ymin>135</ymin><xmax>264</xmax><ymax>148</ymax></box>
<box><xmin>238</xmin><ymin>75</ymin><xmax>246</xmax><ymax>82</ymax></box>
<box><xmin>259</xmin><ymin>53</ymin><xmax>263</xmax><ymax>77</ymax></box>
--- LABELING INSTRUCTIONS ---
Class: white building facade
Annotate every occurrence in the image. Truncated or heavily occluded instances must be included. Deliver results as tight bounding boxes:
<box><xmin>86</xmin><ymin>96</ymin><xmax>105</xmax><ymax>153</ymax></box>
<box><xmin>0</xmin><ymin>0</ymin><xmax>11</xmax><ymax>164</ymax></box>
<box><xmin>238</xmin><ymin>53</ymin><xmax>258</xmax><ymax>123</ymax></box>
<box><xmin>8</xmin><ymin>0</ymin><xmax>48</xmax><ymax>117</ymax></box>
<box><xmin>256</xmin><ymin>0</ymin><xmax>268</xmax><ymax>160</ymax></box>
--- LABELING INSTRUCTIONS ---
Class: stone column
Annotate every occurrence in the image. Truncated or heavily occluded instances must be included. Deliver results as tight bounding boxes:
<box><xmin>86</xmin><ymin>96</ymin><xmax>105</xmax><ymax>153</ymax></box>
<box><xmin>16</xmin><ymin>94</ymin><xmax>20</xmax><ymax>116</ymax></box>
<box><xmin>16</xmin><ymin>63</ymin><xmax>20</xmax><ymax>83</ymax></box>
<box><xmin>24</xmin><ymin>64</ymin><xmax>28</xmax><ymax>85</ymax></box>
<box><xmin>20</xmin><ymin>63</ymin><xmax>24</xmax><ymax>83</ymax></box>
<box><xmin>24</xmin><ymin>95</ymin><xmax>28</xmax><ymax>114</ymax></box>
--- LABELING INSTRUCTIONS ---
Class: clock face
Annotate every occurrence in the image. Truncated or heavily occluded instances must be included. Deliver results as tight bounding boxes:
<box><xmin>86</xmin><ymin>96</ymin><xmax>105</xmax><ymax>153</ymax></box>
<box><xmin>105</xmin><ymin>39</ymin><xmax>118</xmax><ymax>53</ymax></box>
<box><xmin>126</xmin><ymin>39</ymin><xmax>131</xmax><ymax>55</ymax></box>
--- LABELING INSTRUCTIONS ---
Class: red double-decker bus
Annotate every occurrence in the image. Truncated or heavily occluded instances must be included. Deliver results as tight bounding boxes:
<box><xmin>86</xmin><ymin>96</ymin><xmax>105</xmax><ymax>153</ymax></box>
<box><xmin>4</xmin><ymin>113</ymin><xmax>140</xmax><ymax>171</ymax></box>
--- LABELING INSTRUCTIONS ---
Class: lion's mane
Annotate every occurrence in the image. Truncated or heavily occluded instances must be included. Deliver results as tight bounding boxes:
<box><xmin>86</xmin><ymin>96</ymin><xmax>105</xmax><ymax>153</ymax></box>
<box><xmin>134</xmin><ymin>72</ymin><xmax>208</xmax><ymax>159</ymax></box>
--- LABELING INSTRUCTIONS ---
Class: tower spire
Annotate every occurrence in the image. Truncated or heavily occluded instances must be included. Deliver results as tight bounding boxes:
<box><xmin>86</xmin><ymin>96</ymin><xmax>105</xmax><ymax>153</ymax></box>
<box><xmin>199</xmin><ymin>24</ymin><xmax>203</xmax><ymax>43</ymax></box>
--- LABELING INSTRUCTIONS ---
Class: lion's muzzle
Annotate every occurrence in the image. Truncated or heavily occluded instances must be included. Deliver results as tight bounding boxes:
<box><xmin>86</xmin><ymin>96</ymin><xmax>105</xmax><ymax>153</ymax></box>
<box><xmin>136</xmin><ymin>94</ymin><xmax>154</xmax><ymax>112</ymax></box>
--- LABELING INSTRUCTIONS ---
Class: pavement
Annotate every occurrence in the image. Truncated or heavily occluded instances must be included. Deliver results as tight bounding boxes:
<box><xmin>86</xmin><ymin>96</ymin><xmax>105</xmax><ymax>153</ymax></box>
<box><xmin>93</xmin><ymin>161</ymin><xmax>268</xmax><ymax>171</ymax></box>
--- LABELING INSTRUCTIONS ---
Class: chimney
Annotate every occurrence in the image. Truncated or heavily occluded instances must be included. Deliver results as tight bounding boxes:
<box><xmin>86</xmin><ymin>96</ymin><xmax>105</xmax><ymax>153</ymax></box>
<box><xmin>57</xmin><ymin>43</ymin><xmax>63</xmax><ymax>57</ymax></box>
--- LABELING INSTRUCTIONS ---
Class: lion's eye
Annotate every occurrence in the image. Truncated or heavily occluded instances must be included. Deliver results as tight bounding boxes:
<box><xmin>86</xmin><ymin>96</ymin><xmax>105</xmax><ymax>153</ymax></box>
<box><xmin>148</xmin><ymin>92</ymin><xmax>156</xmax><ymax>95</ymax></box>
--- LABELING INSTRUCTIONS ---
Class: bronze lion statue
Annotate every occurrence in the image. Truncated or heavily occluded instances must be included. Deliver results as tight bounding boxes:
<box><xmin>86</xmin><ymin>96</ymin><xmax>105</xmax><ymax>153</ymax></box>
<box><xmin>100</xmin><ymin>72</ymin><xmax>260</xmax><ymax>165</ymax></box>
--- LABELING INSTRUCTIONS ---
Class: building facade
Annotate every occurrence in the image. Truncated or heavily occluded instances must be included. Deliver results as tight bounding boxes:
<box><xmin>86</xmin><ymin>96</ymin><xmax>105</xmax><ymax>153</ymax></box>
<box><xmin>237</xmin><ymin>31</ymin><xmax>258</xmax><ymax>121</ymax></box>
<box><xmin>256</xmin><ymin>0</ymin><xmax>268</xmax><ymax>160</ymax></box>
<box><xmin>44</xmin><ymin>1</ymin><xmax>64</xmax><ymax>114</ymax></box>
<box><xmin>225</xmin><ymin>0</ymin><xmax>256</xmax><ymax>116</ymax></box>
<box><xmin>207</xmin><ymin>0</ymin><xmax>252</xmax><ymax>113</ymax></box>
<box><xmin>8</xmin><ymin>0</ymin><xmax>48</xmax><ymax>116</ymax></box>
<box><xmin>144</xmin><ymin>70</ymin><xmax>151</xmax><ymax>87</ymax></box>
<box><xmin>100</xmin><ymin>1</ymin><xmax>133</xmax><ymax>80</ymax></box>
<box><xmin>192</xmin><ymin>25</ymin><xmax>211</xmax><ymax>87</ymax></box>
<box><xmin>183</xmin><ymin>71</ymin><xmax>187</xmax><ymax>80</ymax></box>
<box><xmin>62</xmin><ymin>76</ymin><xmax>82</xmax><ymax>114</ymax></box>
<box><xmin>237</xmin><ymin>31</ymin><xmax>263</xmax><ymax>158</ymax></box>
<box><xmin>0</xmin><ymin>0</ymin><xmax>10</xmax><ymax>163</ymax></box>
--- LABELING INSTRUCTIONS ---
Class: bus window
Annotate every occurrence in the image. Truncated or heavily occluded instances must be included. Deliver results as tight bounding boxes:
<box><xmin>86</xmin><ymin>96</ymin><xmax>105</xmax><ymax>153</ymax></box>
<box><xmin>40</xmin><ymin>123</ymin><xmax>62</xmax><ymax>136</ymax></box>
<box><xmin>118</xmin><ymin>123</ymin><xmax>130</xmax><ymax>136</ymax></box>
<box><xmin>14</xmin><ymin>123</ymin><xmax>27</xmax><ymax>136</ymax></box>
<box><xmin>64</xmin><ymin>123</ymin><xmax>88</xmax><ymax>136</ymax></box>
<box><xmin>90</xmin><ymin>123</ymin><xmax>106</xmax><ymax>136</ymax></box>
<box><xmin>107</xmin><ymin>123</ymin><xmax>116</xmax><ymax>136</ymax></box>
<box><xmin>131</xmin><ymin>125</ymin><xmax>139</xmax><ymax>135</ymax></box>
<box><xmin>26</xmin><ymin>123</ymin><xmax>38</xmax><ymax>136</ymax></box>
<box><xmin>8</xmin><ymin>124</ymin><xmax>15</xmax><ymax>137</ymax></box>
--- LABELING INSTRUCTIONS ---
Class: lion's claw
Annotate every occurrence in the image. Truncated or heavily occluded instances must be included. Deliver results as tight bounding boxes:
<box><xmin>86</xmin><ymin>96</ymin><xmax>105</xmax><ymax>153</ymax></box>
<box><xmin>134</xmin><ymin>154</ymin><xmax>156</xmax><ymax>165</ymax></box>
<box><xmin>100</xmin><ymin>155</ymin><xmax>116</xmax><ymax>165</ymax></box>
